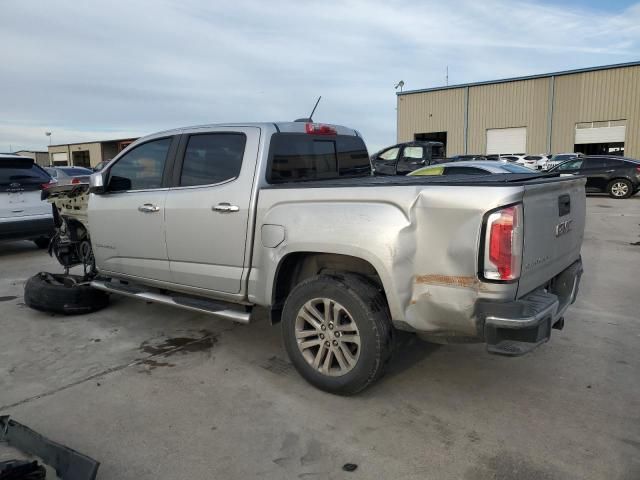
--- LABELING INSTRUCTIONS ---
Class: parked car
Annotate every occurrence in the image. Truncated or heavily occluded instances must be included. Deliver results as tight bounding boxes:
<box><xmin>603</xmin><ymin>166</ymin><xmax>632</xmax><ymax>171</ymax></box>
<box><xmin>45</xmin><ymin>166</ymin><xmax>93</xmax><ymax>185</ymax></box>
<box><xmin>408</xmin><ymin>161</ymin><xmax>538</xmax><ymax>176</ymax></box>
<box><xmin>0</xmin><ymin>154</ymin><xmax>54</xmax><ymax>248</ymax></box>
<box><xmin>550</xmin><ymin>155</ymin><xmax>640</xmax><ymax>198</ymax></box>
<box><xmin>543</xmin><ymin>152</ymin><xmax>584</xmax><ymax>171</ymax></box>
<box><xmin>37</xmin><ymin>121</ymin><xmax>585</xmax><ymax>394</ymax></box>
<box><xmin>371</xmin><ymin>141</ymin><xmax>445</xmax><ymax>175</ymax></box>
<box><xmin>520</xmin><ymin>154</ymin><xmax>550</xmax><ymax>170</ymax></box>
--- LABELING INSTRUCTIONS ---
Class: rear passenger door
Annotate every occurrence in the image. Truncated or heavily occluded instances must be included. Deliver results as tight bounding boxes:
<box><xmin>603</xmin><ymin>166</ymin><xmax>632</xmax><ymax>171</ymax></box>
<box><xmin>164</xmin><ymin>127</ymin><xmax>260</xmax><ymax>295</ymax></box>
<box><xmin>579</xmin><ymin>157</ymin><xmax>608</xmax><ymax>191</ymax></box>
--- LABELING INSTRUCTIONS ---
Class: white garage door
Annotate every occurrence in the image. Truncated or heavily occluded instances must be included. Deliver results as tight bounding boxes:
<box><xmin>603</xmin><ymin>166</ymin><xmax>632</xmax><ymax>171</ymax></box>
<box><xmin>52</xmin><ymin>152</ymin><xmax>68</xmax><ymax>165</ymax></box>
<box><xmin>486</xmin><ymin>127</ymin><xmax>527</xmax><ymax>154</ymax></box>
<box><xmin>575</xmin><ymin>121</ymin><xmax>626</xmax><ymax>144</ymax></box>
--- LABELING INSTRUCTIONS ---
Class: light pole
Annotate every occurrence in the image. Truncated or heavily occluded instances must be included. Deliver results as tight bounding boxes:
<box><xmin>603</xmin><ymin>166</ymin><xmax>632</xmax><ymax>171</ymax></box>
<box><xmin>45</xmin><ymin>132</ymin><xmax>52</xmax><ymax>165</ymax></box>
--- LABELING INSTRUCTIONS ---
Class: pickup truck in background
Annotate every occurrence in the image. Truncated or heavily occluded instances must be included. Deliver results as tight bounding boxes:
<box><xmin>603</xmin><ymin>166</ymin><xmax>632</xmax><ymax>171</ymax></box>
<box><xmin>37</xmin><ymin>121</ymin><xmax>585</xmax><ymax>395</ymax></box>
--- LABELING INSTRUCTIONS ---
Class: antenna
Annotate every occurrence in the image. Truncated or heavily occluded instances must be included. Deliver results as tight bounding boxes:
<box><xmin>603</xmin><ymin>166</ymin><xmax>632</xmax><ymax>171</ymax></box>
<box><xmin>446</xmin><ymin>66</ymin><xmax>449</xmax><ymax>86</ymax></box>
<box><xmin>309</xmin><ymin>96</ymin><xmax>321</xmax><ymax>121</ymax></box>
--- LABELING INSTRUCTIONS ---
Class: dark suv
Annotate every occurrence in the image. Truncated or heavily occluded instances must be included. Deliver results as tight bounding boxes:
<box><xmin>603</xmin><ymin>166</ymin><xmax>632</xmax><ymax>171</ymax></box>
<box><xmin>371</xmin><ymin>141</ymin><xmax>445</xmax><ymax>175</ymax></box>
<box><xmin>550</xmin><ymin>155</ymin><xmax>640</xmax><ymax>198</ymax></box>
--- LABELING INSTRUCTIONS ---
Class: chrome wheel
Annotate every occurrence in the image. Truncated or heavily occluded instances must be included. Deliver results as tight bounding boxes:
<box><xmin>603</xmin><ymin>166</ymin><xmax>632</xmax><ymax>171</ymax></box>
<box><xmin>611</xmin><ymin>182</ymin><xmax>629</xmax><ymax>197</ymax></box>
<box><xmin>294</xmin><ymin>298</ymin><xmax>361</xmax><ymax>377</ymax></box>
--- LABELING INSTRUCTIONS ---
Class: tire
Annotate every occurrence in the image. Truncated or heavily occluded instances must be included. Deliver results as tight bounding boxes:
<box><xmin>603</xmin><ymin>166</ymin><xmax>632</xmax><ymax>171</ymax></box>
<box><xmin>607</xmin><ymin>179</ymin><xmax>633</xmax><ymax>199</ymax></box>
<box><xmin>24</xmin><ymin>272</ymin><xmax>109</xmax><ymax>315</ymax></box>
<box><xmin>33</xmin><ymin>237</ymin><xmax>50</xmax><ymax>249</ymax></box>
<box><xmin>281</xmin><ymin>274</ymin><xmax>393</xmax><ymax>395</ymax></box>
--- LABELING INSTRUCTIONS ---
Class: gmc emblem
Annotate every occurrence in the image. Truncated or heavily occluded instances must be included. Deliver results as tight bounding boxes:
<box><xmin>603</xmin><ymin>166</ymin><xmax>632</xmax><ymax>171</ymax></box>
<box><xmin>555</xmin><ymin>220</ymin><xmax>573</xmax><ymax>237</ymax></box>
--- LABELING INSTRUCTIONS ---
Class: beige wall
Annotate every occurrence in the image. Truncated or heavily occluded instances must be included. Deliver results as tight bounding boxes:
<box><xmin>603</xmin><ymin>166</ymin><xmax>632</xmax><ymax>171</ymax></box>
<box><xmin>467</xmin><ymin>78</ymin><xmax>550</xmax><ymax>154</ymax></box>
<box><xmin>48</xmin><ymin>143</ymin><xmax>104</xmax><ymax>167</ymax></box>
<box><xmin>397</xmin><ymin>64</ymin><xmax>640</xmax><ymax>157</ymax></box>
<box><xmin>397</xmin><ymin>88</ymin><xmax>466</xmax><ymax>154</ymax></box>
<box><xmin>551</xmin><ymin>65</ymin><xmax>640</xmax><ymax>157</ymax></box>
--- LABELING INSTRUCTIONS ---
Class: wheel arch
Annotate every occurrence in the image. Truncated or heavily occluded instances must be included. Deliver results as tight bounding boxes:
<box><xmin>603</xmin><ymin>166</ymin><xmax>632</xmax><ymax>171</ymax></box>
<box><xmin>269</xmin><ymin>251</ymin><xmax>391</xmax><ymax>324</ymax></box>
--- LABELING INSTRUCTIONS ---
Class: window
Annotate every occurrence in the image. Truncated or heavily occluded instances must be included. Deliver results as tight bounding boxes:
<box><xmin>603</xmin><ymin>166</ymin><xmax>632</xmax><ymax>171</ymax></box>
<box><xmin>500</xmin><ymin>163</ymin><xmax>536</xmax><ymax>173</ymax></box>
<box><xmin>524</xmin><ymin>155</ymin><xmax>542</xmax><ymax>160</ymax></box>
<box><xmin>557</xmin><ymin>159</ymin><xmax>583</xmax><ymax>171</ymax></box>
<box><xmin>180</xmin><ymin>133</ymin><xmax>246</xmax><ymax>187</ymax></box>
<box><xmin>108</xmin><ymin>137</ymin><xmax>172</xmax><ymax>192</ymax></box>
<box><xmin>431</xmin><ymin>144</ymin><xmax>445</xmax><ymax>159</ymax></box>
<box><xmin>582</xmin><ymin>157</ymin><xmax>607</xmax><ymax>169</ymax></box>
<box><xmin>403</xmin><ymin>146</ymin><xmax>423</xmax><ymax>159</ymax></box>
<box><xmin>336</xmin><ymin>136</ymin><xmax>370</xmax><ymax>176</ymax></box>
<box><xmin>378</xmin><ymin>147</ymin><xmax>399</xmax><ymax>161</ymax></box>
<box><xmin>268</xmin><ymin>134</ymin><xmax>369</xmax><ymax>183</ymax></box>
<box><xmin>0</xmin><ymin>159</ymin><xmax>50</xmax><ymax>189</ymax></box>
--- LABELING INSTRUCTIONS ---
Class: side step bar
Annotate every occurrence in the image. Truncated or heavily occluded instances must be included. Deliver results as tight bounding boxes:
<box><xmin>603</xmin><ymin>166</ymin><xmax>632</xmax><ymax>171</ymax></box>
<box><xmin>90</xmin><ymin>279</ymin><xmax>251</xmax><ymax>324</ymax></box>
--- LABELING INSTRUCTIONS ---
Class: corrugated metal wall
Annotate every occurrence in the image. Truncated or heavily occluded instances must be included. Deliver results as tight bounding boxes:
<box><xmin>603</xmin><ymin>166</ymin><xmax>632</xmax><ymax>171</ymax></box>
<box><xmin>552</xmin><ymin>65</ymin><xmax>640</xmax><ymax>157</ymax></box>
<box><xmin>397</xmin><ymin>64</ymin><xmax>640</xmax><ymax>158</ymax></box>
<box><xmin>396</xmin><ymin>88</ymin><xmax>465</xmax><ymax>154</ymax></box>
<box><xmin>467</xmin><ymin>78</ymin><xmax>549</xmax><ymax>154</ymax></box>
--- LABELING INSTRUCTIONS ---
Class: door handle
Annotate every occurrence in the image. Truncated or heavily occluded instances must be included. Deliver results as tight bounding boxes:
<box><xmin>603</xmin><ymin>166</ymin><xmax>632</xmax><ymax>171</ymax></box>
<box><xmin>212</xmin><ymin>203</ymin><xmax>240</xmax><ymax>213</ymax></box>
<box><xmin>138</xmin><ymin>203</ymin><xmax>160</xmax><ymax>213</ymax></box>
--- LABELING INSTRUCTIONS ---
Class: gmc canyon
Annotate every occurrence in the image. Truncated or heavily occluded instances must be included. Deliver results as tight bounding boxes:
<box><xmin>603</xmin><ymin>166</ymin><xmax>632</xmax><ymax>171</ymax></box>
<box><xmin>38</xmin><ymin>121</ymin><xmax>585</xmax><ymax>394</ymax></box>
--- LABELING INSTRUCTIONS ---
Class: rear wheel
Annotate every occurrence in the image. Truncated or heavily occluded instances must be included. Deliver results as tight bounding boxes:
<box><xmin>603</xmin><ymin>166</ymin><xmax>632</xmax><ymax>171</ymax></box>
<box><xmin>607</xmin><ymin>179</ymin><xmax>633</xmax><ymax>199</ymax></box>
<box><xmin>282</xmin><ymin>274</ymin><xmax>393</xmax><ymax>395</ymax></box>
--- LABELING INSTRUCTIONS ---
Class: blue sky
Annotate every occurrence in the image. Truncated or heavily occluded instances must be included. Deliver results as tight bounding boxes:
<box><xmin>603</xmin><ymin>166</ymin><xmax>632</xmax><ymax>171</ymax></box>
<box><xmin>1</xmin><ymin>0</ymin><xmax>639</xmax><ymax>153</ymax></box>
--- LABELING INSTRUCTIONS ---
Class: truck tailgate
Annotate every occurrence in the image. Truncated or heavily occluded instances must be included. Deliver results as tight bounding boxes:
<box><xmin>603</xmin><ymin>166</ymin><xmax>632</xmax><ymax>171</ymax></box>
<box><xmin>517</xmin><ymin>177</ymin><xmax>586</xmax><ymax>297</ymax></box>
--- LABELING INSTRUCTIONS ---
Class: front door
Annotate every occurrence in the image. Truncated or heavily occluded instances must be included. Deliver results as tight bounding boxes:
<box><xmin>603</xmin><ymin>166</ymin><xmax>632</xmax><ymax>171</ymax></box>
<box><xmin>164</xmin><ymin>127</ymin><xmax>260</xmax><ymax>294</ymax></box>
<box><xmin>372</xmin><ymin>146</ymin><xmax>399</xmax><ymax>175</ymax></box>
<box><xmin>88</xmin><ymin>136</ymin><xmax>176</xmax><ymax>282</ymax></box>
<box><xmin>396</xmin><ymin>145</ymin><xmax>425</xmax><ymax>174</ymax></box>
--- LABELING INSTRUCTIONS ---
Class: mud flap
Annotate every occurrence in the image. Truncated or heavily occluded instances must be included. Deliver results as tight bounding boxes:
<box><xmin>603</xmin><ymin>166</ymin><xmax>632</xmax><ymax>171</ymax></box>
<box><xmin>0</xmin><ymin>416</ymin><xmax>99</xmax><ymax>480</ymax></box>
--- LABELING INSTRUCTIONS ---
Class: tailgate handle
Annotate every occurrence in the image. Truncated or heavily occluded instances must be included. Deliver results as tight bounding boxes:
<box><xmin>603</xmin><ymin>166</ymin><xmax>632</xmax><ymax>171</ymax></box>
<box><xmin>558</xmin><ymin>194</ymin><xmax>571</xmax><ymax>217</ymax></box>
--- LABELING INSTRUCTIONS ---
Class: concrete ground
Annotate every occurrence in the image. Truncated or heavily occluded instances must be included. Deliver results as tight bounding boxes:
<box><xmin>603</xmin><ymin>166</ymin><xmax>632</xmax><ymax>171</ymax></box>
<box><xmin>1</xmin><ymin>195</ymin><xmax>639</xmax><ymax>480</ymax></box>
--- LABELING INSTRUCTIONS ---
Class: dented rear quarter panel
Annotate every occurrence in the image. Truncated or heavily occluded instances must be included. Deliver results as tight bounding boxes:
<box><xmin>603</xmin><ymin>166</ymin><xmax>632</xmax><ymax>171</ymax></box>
<box><xmin>249</xmin><ymin>183</ymin><xmax>525</xmax><ymax>336</ymax></box>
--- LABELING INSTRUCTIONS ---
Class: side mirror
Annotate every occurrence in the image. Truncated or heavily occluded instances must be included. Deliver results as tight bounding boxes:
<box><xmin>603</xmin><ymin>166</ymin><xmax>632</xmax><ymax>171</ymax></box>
<box><xmin>89</xmin><ymin>171</ymin><xmax>107</xmax><ymax>194</ymax></box>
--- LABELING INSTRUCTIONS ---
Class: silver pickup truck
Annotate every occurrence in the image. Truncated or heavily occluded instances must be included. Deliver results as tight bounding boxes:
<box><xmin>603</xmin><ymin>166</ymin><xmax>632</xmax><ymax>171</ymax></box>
<box><xmin>39</xmin><ymin>121</ymin><xmax>585</xmax><ymax>394</ymax></box>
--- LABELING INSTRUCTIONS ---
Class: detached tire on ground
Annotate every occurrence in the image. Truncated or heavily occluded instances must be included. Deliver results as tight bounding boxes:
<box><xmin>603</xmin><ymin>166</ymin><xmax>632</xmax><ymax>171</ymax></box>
<box><xmin>24</xmin><ymin>272</ymin><xmax>109</xmax><ymax>315</ymax></box>
<box><xmin>282</xmin><ymin>274</ymin><xmax>394</xmax><ymax>395</ymax></box>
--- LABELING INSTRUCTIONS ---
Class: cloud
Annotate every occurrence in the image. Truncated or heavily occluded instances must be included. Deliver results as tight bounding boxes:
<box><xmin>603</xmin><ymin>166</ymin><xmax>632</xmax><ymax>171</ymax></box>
<box><xmin>1</xmin><ymin>0</ymin><xmax>639</xmax><ymax>153</ymax></box>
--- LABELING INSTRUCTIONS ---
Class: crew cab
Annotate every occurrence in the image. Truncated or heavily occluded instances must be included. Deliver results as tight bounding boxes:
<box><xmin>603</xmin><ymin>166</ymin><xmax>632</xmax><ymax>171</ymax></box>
<box><xmin>41</xmin><ymin>122</ymin><xmax>585</xmax><ymax>394</ymax></box>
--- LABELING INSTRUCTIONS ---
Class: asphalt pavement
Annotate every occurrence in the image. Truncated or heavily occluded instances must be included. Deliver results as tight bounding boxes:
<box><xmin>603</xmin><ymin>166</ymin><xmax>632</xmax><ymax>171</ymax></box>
<box><xmin>0</xmin><ymin>195</ymin><xmax>638</xmax><ymax>480</ymax></box>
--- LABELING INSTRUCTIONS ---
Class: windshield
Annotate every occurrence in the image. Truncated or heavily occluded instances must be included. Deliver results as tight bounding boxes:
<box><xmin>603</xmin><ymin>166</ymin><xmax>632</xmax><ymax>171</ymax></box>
<box><xmin>500</xmin><ymin>163</ymin><xmax>537</xmax><ymax>173</ymax></box>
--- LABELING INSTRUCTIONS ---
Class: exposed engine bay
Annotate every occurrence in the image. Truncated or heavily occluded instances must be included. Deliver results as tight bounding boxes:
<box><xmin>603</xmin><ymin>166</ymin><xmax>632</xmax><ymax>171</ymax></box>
<box><xmin>43</xmin><ymin>184</ymin><xmax>96</xmax><ymax>278</ymax></box>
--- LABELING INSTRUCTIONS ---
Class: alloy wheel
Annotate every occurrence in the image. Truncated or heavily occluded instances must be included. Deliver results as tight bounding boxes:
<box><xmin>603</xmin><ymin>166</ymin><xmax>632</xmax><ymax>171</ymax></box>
<box><xmin>294</xmin><ymin>298</ymin><xmax>361</xmax><ymax>377</ymax></box>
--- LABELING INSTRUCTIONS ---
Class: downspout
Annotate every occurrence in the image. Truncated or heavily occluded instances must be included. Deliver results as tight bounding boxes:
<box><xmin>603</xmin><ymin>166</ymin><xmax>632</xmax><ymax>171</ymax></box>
<box><xmin>463</xmin><ymin>86</ymin><xmax>469</xmax><ymax>155</ymax></box>
<box><xmin>547</xmin><ymin>76</ymin><xmax>555</xmax><ymax>153</ymax></box>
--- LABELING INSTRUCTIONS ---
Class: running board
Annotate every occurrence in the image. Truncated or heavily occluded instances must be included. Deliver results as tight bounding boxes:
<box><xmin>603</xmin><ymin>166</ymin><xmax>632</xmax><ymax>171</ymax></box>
<box><xmin>90</xmin><ymin>279</ymin><xmax>251</xmax><ymax>324</ymax></box>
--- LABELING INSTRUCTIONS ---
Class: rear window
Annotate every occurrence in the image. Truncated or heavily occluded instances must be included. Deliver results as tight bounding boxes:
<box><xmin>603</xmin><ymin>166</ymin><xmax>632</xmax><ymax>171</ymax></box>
<box><xmin>0</xmin><ymin>158</ymin><xmax>51</xmax><ymax>186</ymax></box>
<box><xmin>500</xmin><ymin>163</ymin><xmax>536</xmax><ymax>173</ymax></box>
<box><xmin>268</xmin><ymin>134</ymin><xmax>370</xmax><ymax>183</ymax></box>
<box><xmin>63</xmin><ymin>167</ymin><xmax>92</xmax><ymax>176</ymax></box>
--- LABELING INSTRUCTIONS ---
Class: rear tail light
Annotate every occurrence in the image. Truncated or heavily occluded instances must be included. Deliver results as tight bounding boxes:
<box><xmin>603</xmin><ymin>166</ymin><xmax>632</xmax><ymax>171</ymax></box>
<box><xmin>71</xmin><ymin>177</ymin><xmax>81</xmax><ymax>184</ymax></box>
<box><xmin>636</xmin><ymin>166</ymin><xmax>640</xmax><ymax>173</ymax></box>
<box><xmin>40</xmin><ymin>180</ymin><xmax>56</xmax><ymax>190</ymax></box>
<box><xmin>305</xmin><ymin>123</ymin><xmax>337</xmax><ymax>135</ymax></box>
<box><xmin>483</xmin><ymin>204</ymin><xmax>523</xmax><ymax>281</ymax></box>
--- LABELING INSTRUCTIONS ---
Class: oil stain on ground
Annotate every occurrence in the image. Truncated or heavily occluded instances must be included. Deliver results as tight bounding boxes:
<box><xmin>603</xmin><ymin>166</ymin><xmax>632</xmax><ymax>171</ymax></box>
<box><xmin>140</xmin><ymin>330</ymin><xmax>217</xmax><ymax>357</ymax></box>
<box><xmin>137</xmin><ymin>330</ymin><xmax>217</xmax><ymax>373</ymax></box>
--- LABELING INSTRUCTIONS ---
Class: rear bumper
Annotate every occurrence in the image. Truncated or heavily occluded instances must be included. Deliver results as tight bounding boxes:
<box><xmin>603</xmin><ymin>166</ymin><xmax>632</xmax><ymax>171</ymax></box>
<box><xmin>479</xmin><ymin>258</ymin><xmax>583</xmax><ymax>356</ymax></box>
<box><xmin>0</xmin><ymin>215</ymin><xmax>54</xmax><ymax>241</ymax></box>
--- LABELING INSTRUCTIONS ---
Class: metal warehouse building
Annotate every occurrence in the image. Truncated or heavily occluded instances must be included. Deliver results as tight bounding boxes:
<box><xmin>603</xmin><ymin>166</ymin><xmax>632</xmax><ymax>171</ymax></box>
<box><xmin>396</xmin><ymin>61</ymin><xmax>640</xmax><ymax>158</ymax></box>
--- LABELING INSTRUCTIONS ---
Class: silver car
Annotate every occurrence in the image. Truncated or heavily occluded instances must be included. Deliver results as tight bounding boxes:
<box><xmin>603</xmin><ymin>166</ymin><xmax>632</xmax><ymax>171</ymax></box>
<box><xmin>45</xmin><ymin>166</ymin><xmax>93</xmax><ymax>185</ymax></box>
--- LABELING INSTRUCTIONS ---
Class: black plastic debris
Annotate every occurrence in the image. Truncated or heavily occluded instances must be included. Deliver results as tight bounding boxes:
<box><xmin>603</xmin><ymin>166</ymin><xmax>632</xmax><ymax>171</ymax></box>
<box><xmin>0</xmin><ymin>460</ymin><xmax>46</xmax><ymax>480</ymax></box>
<box><xmin>0</xmin><ymin>416</ymin><xmax>99</xmax><ymax>480</ymax></box>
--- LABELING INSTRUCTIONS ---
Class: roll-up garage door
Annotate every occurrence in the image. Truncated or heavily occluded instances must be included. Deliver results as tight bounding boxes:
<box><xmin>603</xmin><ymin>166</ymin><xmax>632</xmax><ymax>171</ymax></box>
<box><xmin>575</xmin><ymin>121</ymin><xmax>626</xmax><ymax>144</ymax></box>
<box><xmin>486</xmin><ymin>127</ymin><xmax>527</xmax><ymax>155</ymax></box>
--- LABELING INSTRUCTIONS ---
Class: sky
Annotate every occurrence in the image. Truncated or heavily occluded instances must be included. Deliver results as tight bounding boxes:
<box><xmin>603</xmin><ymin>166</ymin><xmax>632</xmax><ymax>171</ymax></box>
<box><xmin>1</xmin><ymin>0</ymin><xmax>639</xmax><ymax>154</ymax></box>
